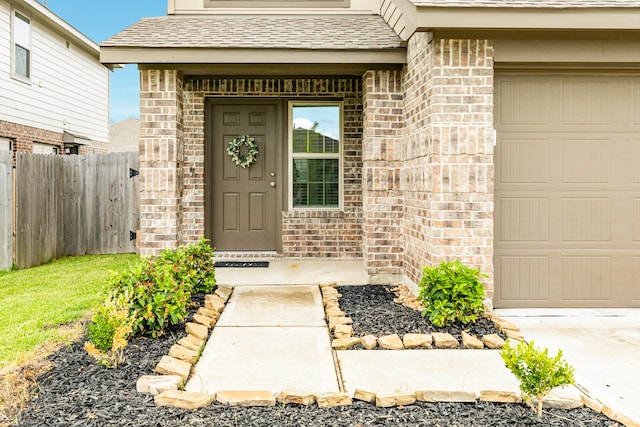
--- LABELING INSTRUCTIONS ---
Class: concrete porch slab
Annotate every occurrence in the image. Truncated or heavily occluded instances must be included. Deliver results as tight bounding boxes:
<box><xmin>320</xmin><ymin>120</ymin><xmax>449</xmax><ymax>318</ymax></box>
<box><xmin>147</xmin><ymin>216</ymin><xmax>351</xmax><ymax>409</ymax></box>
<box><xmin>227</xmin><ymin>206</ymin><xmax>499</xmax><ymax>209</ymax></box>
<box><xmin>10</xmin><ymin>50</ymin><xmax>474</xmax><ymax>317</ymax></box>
<box><xmin>337</xmin><ymin>350</ymin><xmax>520</xmax><ymax>397</ymax></box>
<box><xmin>184</xmin><ymin>326</ymin><xmax>340</xmax><ymax>395</ymax></box>
<box><xmin>216</xmin><ymin>285</ymin><xmax>325</xmax><ymax>327</ymax></box>
<box><xmin>214</xmin><ymin>258</ymin><xmax>370</xmax><ymax>286</ymax></box>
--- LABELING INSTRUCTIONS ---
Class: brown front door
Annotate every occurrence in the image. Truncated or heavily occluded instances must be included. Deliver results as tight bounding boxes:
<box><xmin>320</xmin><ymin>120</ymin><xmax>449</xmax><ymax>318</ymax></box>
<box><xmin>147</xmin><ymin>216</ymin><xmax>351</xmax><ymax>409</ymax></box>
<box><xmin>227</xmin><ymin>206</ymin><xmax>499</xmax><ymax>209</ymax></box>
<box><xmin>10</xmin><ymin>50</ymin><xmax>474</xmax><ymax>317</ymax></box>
<box><xmin>207</xmin><ymin>103</ymin><xmax>279</xmax><ymax>251</ymax></box>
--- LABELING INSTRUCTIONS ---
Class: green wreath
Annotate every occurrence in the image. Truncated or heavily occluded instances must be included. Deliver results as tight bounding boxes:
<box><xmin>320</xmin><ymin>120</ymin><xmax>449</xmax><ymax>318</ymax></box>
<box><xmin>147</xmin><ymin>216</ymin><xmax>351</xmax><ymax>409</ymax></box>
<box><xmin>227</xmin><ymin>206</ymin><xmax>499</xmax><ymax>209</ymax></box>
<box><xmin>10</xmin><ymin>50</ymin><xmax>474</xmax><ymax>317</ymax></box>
<box><xmin>227</xmin><ymin>134</ymin><xmax>258</xmax><ymax>168</ymax></box>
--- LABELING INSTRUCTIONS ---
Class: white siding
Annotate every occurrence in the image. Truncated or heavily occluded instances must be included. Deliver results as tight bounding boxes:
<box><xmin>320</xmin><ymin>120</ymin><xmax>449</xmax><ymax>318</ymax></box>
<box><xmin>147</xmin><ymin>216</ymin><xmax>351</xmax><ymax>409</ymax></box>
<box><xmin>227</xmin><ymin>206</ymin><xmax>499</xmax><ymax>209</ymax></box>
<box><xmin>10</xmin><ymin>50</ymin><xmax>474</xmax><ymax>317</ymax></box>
<box><xmin>0</xmin><ymin>2</ymin><xmax>10</xmax><ymax>79</ymax></box>
<box><xmin>0</xmin><ymin>0</ymin><xmax>109</xmax><ymax>144</ymax></box>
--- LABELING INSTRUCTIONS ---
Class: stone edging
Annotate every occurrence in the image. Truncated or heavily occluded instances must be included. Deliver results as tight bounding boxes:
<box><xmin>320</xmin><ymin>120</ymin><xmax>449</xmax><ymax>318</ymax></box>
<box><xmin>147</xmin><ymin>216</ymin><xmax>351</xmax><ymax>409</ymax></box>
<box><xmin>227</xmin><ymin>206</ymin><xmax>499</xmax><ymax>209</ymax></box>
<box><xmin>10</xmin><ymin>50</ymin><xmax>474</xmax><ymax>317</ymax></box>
<box><xmin>135</xmin><ymin>286</ymin><xmax>233</xmax><ymax>402</ymax></box>
<box><xmin>131</xmin><ymin>284</ymin><xmax>635</xmax><ymax>427</ymax></box>
<box><xmin>322</xmin><ymin>283</ymin><xmax>509</xmax><ymax>351</ymax></box>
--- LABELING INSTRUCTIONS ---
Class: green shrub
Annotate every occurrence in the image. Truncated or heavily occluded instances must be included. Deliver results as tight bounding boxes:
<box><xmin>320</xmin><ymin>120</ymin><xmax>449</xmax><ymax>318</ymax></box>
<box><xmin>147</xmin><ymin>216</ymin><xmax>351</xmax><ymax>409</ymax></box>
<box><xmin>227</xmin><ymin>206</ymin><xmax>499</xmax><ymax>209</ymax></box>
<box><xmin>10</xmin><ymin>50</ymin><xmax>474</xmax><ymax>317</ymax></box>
<box><xmin>155</xmin><ymin>238</ymin><xmax>216</xmax><ymax>294</ymax></box>
<box><xmin>87</xmin><ymin>309</ymin><xmax>117</xmax><ymax>352</ymax></box>
<box><xmin>85</xmin><ymin>291</ymin><xmax>135</xmax><ymax>368</ymax></box>
<box><xmin>417</xmin><ymin>259</ymin><xmax>486</xmax><ymax>327</ymax></box>
<box><xmin>107</xmin><ymin>239</ymin><xmax>216</xmax><ymax>338</ymax></box>
<box><xmin>500</xmin><ymin>340</ymin><xmax>575</xmax><ymax>417</ymax></box>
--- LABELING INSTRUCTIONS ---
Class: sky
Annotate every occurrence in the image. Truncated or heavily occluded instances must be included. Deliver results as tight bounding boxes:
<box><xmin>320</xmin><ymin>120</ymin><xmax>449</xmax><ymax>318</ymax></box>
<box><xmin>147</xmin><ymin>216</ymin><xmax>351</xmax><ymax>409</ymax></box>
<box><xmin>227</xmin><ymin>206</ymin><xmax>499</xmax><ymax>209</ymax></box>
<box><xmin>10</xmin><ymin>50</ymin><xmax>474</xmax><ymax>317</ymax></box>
<box><xmin>39</xmin><ymin>0</ymin><xmax>167</xmax><ymax>124</ymax></box>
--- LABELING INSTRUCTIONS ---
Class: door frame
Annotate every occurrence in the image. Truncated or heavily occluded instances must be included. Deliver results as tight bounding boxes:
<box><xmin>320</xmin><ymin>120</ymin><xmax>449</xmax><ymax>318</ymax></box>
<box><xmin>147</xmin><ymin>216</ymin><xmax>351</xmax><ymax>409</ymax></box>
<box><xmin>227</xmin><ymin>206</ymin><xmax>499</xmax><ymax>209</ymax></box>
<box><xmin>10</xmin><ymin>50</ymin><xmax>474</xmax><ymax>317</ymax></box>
<box><xmin>204</xmin><ymin>98</ymin><xmax>284</xmax><ymax>253</ymax></box>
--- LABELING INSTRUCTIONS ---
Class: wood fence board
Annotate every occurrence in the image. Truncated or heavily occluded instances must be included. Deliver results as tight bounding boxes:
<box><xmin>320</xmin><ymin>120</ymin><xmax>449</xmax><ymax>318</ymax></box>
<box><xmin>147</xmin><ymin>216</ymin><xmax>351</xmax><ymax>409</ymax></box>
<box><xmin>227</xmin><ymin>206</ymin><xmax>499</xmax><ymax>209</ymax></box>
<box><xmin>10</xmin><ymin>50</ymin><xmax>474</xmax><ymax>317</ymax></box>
<box><xmin>0</xmin><ymin>151</ymin><xmax>13</xmax><ymax>270</ymax></box>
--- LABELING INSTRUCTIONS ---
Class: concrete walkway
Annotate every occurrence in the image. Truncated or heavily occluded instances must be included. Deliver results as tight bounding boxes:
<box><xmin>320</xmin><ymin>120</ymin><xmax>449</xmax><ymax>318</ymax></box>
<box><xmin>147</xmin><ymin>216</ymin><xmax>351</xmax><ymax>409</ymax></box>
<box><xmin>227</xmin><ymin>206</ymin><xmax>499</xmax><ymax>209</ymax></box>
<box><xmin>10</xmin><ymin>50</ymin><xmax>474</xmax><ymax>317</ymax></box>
<box><xmin>185</xmin><ymin>283</ymin><xmax>521</xmax><ymax>402</ymax></box>
<box><xmin>497</xmin><ymin>309</ymin><xmax>640</xmax><ymax>425</ymax></box>
<box><xmin>185</xmin><ymin>285</ymin><xmax>340</xmax><ymax>395</ymax></box>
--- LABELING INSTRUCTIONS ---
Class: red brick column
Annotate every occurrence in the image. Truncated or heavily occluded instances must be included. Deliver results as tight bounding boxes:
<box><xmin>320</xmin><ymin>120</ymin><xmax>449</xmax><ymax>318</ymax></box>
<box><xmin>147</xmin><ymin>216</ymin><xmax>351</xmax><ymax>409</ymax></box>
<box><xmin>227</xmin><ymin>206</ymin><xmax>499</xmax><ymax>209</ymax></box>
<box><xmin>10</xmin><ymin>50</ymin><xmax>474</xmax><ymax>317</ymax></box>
<box><xmin>138</xmin><ymin>69</ymin><xmax>184</xmax><ymax>256</ymax></box>
<box><xmin>403</xmin><ymin>34</ymin><xmax>495</xmax><ymax>299</ymax></box>
<box><xmin>362</xmin><ymin>70</ymin><xmax>404</xmax><ymax>280</ymax></box>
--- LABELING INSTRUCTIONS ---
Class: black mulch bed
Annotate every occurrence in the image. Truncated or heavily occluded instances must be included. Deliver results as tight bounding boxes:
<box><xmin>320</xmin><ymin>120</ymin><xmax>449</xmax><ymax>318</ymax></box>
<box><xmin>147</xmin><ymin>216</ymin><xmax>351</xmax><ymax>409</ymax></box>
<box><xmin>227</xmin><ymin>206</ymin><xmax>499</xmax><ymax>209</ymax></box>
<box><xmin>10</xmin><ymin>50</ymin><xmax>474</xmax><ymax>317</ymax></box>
<box><xmin>336</xmin><ymin>285</ymin><xmax>506</xmax><ymax>348</ymax></box>
<box><xmin>14</xmin><ymin>291</ymin><xmax>616</xmax><ymax>427</ymax></box>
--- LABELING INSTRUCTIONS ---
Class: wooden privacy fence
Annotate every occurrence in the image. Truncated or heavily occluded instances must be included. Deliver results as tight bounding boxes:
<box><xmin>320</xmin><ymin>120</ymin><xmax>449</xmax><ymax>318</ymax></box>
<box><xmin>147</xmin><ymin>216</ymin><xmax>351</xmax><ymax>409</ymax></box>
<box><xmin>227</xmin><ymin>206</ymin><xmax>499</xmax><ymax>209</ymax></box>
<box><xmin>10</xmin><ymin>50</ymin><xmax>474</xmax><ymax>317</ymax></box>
<box><xmin>0</xmin><ymin>151</ymin><xmax>12</xmax><ymax>270</ymax></box>
<box><xmin>0</xmin><ymin>152</ymin><xmax>140</xmax><ymax>270</ymax></box>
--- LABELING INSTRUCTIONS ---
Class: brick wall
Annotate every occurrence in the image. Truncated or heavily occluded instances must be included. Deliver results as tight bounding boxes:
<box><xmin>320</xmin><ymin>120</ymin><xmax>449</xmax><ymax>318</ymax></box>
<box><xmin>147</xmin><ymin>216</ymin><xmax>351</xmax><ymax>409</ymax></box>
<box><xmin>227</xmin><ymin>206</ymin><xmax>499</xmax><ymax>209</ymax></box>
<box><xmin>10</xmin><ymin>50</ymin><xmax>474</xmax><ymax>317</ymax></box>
<box><xmin>139</xmin><ymin>69</ymin><xmax>185</xmax><ymax>256</ymax></box>
<box><xmin>0</xmin><ymin>121</ymin><xmax>63</xmax><ymax>154</ymax></box>
<box><xmin>180</xmin><ymin>77</ymin><xmax>363</xmax><ymax>258</ymax></box>
<box><xmin>362</xmin><ymin>70</ymin><xmax>404</xmax><ymax>278</ymax></box>
<box><xmin>402</xmin><ymin>35</ymin><xmax>495</xmax><ymax>298</ymax></box>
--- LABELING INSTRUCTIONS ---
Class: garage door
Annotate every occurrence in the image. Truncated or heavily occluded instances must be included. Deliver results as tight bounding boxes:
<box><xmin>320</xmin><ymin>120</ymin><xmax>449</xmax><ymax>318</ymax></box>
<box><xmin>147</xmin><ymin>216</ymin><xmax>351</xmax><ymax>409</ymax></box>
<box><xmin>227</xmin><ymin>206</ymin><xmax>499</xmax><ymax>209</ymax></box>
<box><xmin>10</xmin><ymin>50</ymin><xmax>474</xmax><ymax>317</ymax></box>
<box><xmin>494</xmin><ymin>73</ymin><xmax>640</xmax><ymax>308</ymax></box>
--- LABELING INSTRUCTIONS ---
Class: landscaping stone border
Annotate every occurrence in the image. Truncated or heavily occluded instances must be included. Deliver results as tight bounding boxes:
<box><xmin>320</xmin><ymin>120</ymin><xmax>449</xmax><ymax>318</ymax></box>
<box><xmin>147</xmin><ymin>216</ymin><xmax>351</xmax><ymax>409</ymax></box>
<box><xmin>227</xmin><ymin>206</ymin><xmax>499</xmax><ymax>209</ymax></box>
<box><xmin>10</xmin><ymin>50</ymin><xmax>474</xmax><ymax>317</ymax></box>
<box><xmin>322</xmin><ymin>283</ymin><xmax>511</xmax><ymax>351</ymax></box>
<box><xmin>131</xmin><ymin>283</ymin><xmax>632</xmax><ymax>427</ymax></box>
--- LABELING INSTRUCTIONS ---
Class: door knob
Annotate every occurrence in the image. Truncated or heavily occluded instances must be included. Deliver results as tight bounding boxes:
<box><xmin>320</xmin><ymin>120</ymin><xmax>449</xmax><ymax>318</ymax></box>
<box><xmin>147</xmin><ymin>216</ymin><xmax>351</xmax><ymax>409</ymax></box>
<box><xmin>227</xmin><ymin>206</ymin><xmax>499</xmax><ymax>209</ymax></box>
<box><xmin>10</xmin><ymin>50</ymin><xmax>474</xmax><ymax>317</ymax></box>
<box><xmin>270</xmin><ymin>172</ymin><xmax>276</xmax><ymax>177</ymax></box>
<box><xmin>270</xmin><ymin>182</ymin><xmax>276</xmax><ymax>188</ymax></box>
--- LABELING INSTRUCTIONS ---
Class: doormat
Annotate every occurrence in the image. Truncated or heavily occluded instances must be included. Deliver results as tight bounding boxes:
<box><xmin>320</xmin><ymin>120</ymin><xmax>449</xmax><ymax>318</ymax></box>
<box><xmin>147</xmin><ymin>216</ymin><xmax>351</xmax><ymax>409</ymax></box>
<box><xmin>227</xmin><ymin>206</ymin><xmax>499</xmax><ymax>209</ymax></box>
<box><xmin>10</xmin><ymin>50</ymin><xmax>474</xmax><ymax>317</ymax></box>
<box><xmin>214</xmin><ymin>261</ymin><xmax>270</xmax><ymax>268</ymax></box>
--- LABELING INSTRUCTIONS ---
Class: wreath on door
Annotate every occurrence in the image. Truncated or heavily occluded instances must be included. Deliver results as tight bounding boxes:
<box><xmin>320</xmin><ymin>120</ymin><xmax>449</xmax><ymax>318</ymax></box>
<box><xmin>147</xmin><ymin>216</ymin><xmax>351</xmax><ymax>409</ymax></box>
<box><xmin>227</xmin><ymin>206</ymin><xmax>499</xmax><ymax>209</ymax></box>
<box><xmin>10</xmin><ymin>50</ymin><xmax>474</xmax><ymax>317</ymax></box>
<box><xmin>227</xmin><ymin>134</ymin><xmax>258</xmax><ymax>168</ymax></box>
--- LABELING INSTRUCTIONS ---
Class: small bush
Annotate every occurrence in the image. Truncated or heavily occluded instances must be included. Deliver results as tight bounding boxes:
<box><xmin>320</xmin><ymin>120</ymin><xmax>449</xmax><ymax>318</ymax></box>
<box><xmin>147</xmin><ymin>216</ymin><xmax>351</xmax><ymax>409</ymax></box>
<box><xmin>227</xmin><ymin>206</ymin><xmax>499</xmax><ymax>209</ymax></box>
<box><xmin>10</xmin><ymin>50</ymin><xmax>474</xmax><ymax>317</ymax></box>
<box><xmin>155</xmin><ymin>238</ymin><xmax>216</xmax><ymax>294</ymax></box>
<box><xmin>417</xmin><ymin>259</ymin><xmax>486</xmax><ymax>327</ymax></box>
<box><xmin>500</xmin><ymin>340</ymin><xmax>575</xmax><ymax>417</ymax></box>
<box><xmin>107</xmin><ymin>238</ymin><xmax>216</xmax><ymax>338</ymax></box>
<box><xmin>84</xmin><ymin>291</ymin><xmax>135</xmax><ymax>368</ymax></box>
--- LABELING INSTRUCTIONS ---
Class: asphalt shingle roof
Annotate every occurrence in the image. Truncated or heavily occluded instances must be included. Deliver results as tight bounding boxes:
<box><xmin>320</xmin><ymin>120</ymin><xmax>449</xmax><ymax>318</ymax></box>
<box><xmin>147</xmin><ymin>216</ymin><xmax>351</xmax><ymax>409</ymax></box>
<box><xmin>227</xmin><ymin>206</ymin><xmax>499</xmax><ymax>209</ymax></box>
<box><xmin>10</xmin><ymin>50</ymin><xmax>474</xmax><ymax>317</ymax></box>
<box><xmin>101</xmin><ymin>15</ymin><xmax>402</xmax><ymax>50</ymax></box>
<box><xmin>411</xmin><ymin>0</ymin><xmax>640</xmax><ymax>7</ymax></box>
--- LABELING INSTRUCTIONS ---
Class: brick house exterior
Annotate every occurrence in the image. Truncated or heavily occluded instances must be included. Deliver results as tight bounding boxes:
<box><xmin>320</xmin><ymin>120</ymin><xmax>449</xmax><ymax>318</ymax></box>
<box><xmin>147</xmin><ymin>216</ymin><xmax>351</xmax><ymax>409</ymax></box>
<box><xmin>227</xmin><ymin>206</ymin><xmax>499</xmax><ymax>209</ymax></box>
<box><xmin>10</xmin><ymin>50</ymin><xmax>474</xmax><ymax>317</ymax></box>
<box><xmin>101</xmin><ymin>0</ymin><xmax>640</xmax><ymax>308</ymax></box>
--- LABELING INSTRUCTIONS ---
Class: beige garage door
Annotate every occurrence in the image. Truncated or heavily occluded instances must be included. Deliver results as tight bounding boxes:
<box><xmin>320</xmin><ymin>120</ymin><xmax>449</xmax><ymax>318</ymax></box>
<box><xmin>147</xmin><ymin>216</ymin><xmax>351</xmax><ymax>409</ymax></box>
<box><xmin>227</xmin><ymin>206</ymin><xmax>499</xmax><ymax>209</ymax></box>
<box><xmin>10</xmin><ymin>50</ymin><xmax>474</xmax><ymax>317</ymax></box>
<box><xmin>494</xmin><ymin>73</ymin><xmax>640</xmax><ymax>308</ymax></box>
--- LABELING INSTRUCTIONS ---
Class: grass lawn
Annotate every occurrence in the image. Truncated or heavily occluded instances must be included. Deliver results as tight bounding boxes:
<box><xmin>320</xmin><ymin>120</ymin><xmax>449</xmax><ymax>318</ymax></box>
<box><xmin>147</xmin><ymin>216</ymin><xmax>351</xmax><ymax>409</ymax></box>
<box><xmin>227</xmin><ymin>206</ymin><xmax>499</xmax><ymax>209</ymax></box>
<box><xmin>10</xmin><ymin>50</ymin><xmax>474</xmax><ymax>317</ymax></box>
<box><xmin>0</xmin><ymin>254</ymin><xmax>139</xmax><ymax>367</ymax></box>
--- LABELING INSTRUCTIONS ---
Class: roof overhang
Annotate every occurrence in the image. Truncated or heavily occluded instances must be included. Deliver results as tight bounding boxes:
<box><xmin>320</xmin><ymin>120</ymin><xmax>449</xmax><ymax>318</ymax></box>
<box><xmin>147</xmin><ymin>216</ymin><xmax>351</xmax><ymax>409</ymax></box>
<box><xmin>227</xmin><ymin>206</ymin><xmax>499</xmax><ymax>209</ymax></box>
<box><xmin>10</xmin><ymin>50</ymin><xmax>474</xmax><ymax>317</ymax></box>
<box><xmin>389</xmin><ymin>0</ymin><xmax>640</xmax><ymax>39</ymax></box>
<box><xmin>63</xmin><ymin>131</ymin><xmax>92</xmax><ymax>146</ymax></box>
<box><xmin>100</xmin><ymin>48</ymin><xmax>406</xmax><ymax>73</ymax></box>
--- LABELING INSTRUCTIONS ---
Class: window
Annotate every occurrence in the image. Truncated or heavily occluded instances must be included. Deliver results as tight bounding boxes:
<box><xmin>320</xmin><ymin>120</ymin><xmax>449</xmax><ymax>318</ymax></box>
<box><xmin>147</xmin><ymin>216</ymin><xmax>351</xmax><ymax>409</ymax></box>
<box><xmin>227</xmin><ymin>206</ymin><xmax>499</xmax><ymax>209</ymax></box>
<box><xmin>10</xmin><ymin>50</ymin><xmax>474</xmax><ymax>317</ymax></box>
<box><xmin>0</xmin><ymin>137</ymin><xmax>12</xmax><ymax>151</ymax></box>
<box><xmin>12</xmin><ymin>11</ymin><xmax>31</xmax><ymax>79</ymax></box>
<box><xmin>32</xmin><ymin>142</ymin><xmax>58</xmax><ymax>155</ymax></box>
<box><xmin>290</xmin><ymin>103</ymin><xmax>342</xmax><ymax>209</ymax></box>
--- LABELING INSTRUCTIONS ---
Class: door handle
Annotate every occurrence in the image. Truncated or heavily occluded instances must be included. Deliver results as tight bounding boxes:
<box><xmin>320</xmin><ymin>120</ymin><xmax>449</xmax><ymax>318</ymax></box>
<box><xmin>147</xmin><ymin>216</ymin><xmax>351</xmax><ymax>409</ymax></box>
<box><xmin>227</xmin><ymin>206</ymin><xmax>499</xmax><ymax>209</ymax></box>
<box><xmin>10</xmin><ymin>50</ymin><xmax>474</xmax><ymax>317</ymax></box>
<box><xmin>270</xmin><ymin>172</ymin><xmax>276</xmax><ymax>177</ymax></box>
<box><xmin>270</xmin><ymin>182</ymin><xmax>276</xmax><ymax>188</ymax></box>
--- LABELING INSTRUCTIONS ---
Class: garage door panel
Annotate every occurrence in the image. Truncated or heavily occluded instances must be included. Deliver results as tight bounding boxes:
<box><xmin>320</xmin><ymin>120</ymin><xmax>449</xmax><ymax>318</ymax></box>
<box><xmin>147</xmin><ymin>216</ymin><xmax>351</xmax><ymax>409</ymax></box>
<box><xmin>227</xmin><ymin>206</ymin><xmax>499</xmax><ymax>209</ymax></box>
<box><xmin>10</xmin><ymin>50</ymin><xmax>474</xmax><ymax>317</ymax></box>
<box><xmin>495</xmin><ymin>73</ymin><xmax>640</xmax><ymax>308</ymax></box>
<box><xmin>499</xmin><ymin>138</ymin><xmax>549</xmax><ymax>184</ymax></box>
<box><xmin>634</xmin><ymin>140</ymin><xmax>640</xmax><ymax>183</ymax></box>
<box><xmin>499</xmin><ymin>198</ymin><xmax>549</xmax><ymax>242</ymax></box>
<box><xmin>497</xmin><ymin>256</ymin><xmax>550</xmax><ymax>301</ymax></box>
<box><xmin>562</xmin><ymin>198</ymin><xmax>611</xmax><ymax>242</ymax></box>
<box><xmin>562</xmin><ymin>139</ymin><xmax>611</xmax><ymax>184</ymax></box>
<box><xmin>633</xmin><ymin>81</ymin><xmax>640</xmax><ymax>125</ymax></box>
<box><xmin>498</xmin><ymin>80</ymin><xmax>550</xmax><ymax>126</ymax></box>
<box><xmin>634</xmin><ymin>258</ymin><xmax>640</xmax><ymax>301</ymax></box>
<box><xmin>634</xmin><ymin>200</ymin><xmax>640</xmax><ymax>242</ymax></box>
<box><xmin>561</xmin><ymin>80</ymin><xmax>611</xmax><ymax>126</ymax></box>
<box><xmin>562</xmin><ymin>256</ymin><xmax>612</xmax><ymax>301</ymax></box>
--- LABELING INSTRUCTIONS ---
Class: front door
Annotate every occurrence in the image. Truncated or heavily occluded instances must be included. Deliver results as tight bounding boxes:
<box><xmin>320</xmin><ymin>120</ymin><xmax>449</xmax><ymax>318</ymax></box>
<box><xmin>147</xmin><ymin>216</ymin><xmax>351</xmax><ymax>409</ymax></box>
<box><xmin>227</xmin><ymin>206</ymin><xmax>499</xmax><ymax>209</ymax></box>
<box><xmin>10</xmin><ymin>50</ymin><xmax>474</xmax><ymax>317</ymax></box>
<box><xmin>208</xmin><ymin>103</ymin><xmax>279</xmax><ymax>251</ymax></box>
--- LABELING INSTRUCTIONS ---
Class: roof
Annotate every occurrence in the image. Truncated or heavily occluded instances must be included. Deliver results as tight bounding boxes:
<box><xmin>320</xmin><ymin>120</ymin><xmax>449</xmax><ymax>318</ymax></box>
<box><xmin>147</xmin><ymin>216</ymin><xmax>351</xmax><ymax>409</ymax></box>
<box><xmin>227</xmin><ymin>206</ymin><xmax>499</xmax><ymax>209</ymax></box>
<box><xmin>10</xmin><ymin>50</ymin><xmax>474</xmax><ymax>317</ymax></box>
<box><xmin>101</xmin><ymin>15</ymin><xmax>402</xmax><ymax>50</ymax></box>
<box><xmin>411</xmin><ymin>0</ymin><xmax>640</xmax><ymax>7</ymax></box>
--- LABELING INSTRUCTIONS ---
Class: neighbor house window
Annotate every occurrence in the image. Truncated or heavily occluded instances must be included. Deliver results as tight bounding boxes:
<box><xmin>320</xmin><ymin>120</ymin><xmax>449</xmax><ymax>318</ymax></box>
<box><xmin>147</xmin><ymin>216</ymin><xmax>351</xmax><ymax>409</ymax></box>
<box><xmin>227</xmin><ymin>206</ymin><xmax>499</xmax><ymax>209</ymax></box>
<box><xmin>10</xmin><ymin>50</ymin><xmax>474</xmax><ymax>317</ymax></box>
<box><xmin>290</xmin><ymin>103</ymin><xmax>342</xmax><ymax>209</ymax></box>
<box><xmin>32</xmin><ymin>142</ymin><xmax>58</xmax><ymax>155</ymax></box>
<box><xmin>12</xmin><ymin>11</ymin><xmax>31</xmax><ymax>79</ymax></box>
<box><xmin>0</xmin><ymin>137</ymin><xmax>12</xmax><ymax>151</ymax></box>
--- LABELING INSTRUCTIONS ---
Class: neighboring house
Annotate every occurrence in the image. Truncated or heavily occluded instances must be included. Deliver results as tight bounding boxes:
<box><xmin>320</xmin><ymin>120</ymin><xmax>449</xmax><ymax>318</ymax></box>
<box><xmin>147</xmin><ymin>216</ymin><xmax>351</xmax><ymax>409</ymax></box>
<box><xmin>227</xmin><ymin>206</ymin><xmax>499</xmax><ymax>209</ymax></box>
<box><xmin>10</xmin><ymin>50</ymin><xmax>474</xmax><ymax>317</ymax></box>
<box><xmin>100</xmin><ymin>0</ymin><xmax>640</xmax><ymax>309</ymax></box>
<box><xmin>109</xmin><ymin>117</ymin><xmax>140</xmax><ymax>152</ymax></box>
<box><xmin>0</xmin><ymin>0</ymin><xmax>110</xmax><ymax>155</ymax></box>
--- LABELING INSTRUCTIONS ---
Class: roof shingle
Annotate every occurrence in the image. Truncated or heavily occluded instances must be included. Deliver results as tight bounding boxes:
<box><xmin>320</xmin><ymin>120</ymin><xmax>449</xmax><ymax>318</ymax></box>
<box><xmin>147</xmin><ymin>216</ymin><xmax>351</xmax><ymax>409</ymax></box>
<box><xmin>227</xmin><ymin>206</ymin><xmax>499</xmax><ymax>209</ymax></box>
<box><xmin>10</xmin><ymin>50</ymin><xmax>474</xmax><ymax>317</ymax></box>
<box><xmin>411</xmin><ymin>0</ymin><xmax>640</xmax><ymax>7</ymax></box>
<box><xmin>101</xmin><ymin>15</ymin><xmax>402</xmax><ymax>50</ymax></box>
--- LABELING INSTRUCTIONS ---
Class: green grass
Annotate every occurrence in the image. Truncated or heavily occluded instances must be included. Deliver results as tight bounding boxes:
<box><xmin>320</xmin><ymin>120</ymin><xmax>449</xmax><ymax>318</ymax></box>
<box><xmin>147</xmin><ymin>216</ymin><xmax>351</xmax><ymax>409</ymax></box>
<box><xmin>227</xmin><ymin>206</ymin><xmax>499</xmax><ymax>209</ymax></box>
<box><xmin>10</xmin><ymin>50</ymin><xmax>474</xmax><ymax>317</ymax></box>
<box><xmin>0</xmin><ymin>254</ymin><xmax>139</xmax><ymax>367</ymax></box>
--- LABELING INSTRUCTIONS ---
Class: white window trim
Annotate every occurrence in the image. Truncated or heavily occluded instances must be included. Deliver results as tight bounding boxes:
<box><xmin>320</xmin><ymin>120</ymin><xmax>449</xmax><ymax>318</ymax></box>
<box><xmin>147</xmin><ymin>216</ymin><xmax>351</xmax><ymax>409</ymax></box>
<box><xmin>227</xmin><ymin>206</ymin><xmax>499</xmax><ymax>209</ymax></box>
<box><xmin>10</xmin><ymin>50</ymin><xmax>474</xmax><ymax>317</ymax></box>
<box><xmin>288</xmin><ymin>101</ymin><xmax>344</xmax><ymax>211</ymax></box>
<box><xmin>11</xmin><ymin>9</ymin><xmax>32</xmax><ymax>84</ymax></box>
